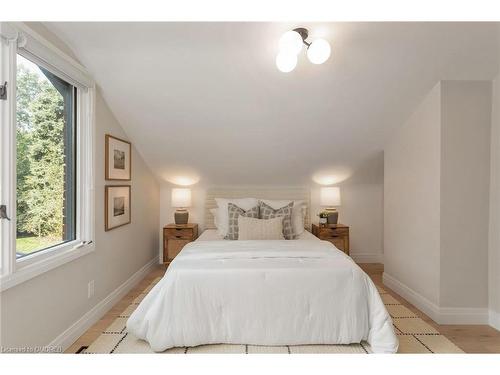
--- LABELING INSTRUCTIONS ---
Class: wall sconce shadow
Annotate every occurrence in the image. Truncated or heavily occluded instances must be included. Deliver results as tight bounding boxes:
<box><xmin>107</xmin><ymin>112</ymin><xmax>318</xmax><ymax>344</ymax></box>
<box><xmin>312</xmin><ymin>168</ymin><xmax>352</xmax><ymax>186</ymax></box>
<box><xmin>167</xmin><ymin>176</ymin><xmax>200</xmax><ymax>186</ymax></box>
<box><xmin>161</xmin><ymin>168</ymin><xmax>201</xmax><ymax>187</ymax></box>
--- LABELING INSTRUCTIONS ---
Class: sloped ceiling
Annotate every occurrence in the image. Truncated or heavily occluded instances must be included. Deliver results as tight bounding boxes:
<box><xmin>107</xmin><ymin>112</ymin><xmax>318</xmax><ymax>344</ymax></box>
<box><xmin>45</xmin><ymin>22</ymin><xmax>499</xmax><ymax>186</ymax></box>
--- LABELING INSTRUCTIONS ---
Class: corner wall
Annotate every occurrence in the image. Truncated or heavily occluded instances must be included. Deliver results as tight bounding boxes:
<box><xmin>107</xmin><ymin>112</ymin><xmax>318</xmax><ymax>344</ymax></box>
<box><xmin>384</xmin><ymin>83</ymin><xmax>442</xmax><ymax>308</ymax></box>
<box><xmin>440</xmin><ymin>81</ymin><xmax>491</xmax><ymax>309</ymax></box>
<box><xmin>384</xmin><ymin>80</ymin><xmax>492</xmax><ymax>324</ymax></box>
<box><xmin>490</xmin><ymin>75</ymin><xmax>500</xmax><ymax>329</ymax></box>
<box><xmin>0</xmin><ymin>24</ymin><xmax>160</xmax><ymax>350</ymax></box>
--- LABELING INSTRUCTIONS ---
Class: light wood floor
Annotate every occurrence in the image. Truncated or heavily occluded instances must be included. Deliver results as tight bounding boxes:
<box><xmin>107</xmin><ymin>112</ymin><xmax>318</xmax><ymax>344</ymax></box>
<box><xmin>66</xmin><ymin>263</ymin><xmax>500</xmax><ymax>354</ymax></box>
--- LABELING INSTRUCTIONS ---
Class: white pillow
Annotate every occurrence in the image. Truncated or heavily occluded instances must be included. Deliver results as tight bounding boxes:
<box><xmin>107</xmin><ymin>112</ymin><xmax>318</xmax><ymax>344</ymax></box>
<box><xmin>238</xmin><ymin>216</ymin><xmax>284</xmax><ymax>240</ymax></box>
<box><xmin>259</xmin><ymin>199</ymin><xmax>306</xmax><ymax>236</ymax></box>
<box><xmin>209</xmin><ymin>208</ymin><xmax>219</xmax><ymax>229</ymax></box>
<box><xmin>214</xmin><ymin>197</ymin><xmax>259</xmax><ymax>237</ymax></box>
<box><xmin>294</xmin><ymin>205</ymin><xmax>307</xmax><ymax>236</ymax></box>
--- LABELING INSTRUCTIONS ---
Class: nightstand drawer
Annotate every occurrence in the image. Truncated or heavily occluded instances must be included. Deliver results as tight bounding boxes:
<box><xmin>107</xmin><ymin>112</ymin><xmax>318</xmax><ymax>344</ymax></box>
<box><xmin>167</xmin><ymin>239</ymin><xmax>190</xmax><ymax>259</ymax></box>
<box><xmin>312</xmin><ymin>223</ymin><xmax>350</xmax><ymax>256</ymax></box>
<box><xmin>325</xmin><ymin>237</ymin><xmax>346</xmax><ymax>251</ymax></box>
<box><xmin>165</xmin><ymin>228</ymin><xmax>194</xmax><ymax>239</ymax></box>
<box><xmin>163</xmin><ymin>224</ymin><xmax>198</xmax><ymax>264</ymax></box>
<box><xmin>319</xmin><ymin>227</ymin><xmax>348</xmax><ymax>237</ymax></box>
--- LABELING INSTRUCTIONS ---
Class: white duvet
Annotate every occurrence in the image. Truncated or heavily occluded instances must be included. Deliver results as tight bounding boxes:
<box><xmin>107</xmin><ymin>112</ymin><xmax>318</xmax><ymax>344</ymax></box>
<box><xmin>127</xmin><ymin>239</ymin><xmax>398</xmax><ymax>353</ymax></box>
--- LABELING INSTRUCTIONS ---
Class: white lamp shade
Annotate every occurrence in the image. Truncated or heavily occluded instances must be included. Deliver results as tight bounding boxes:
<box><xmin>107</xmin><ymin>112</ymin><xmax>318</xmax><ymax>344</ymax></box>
<box><xmin>307</xmin><ymin>39</ymin><xmax>331</xmax><ymax>64</ymax></box>
<box><xmin>276</xmin><ymin>51</ymin><xmax>297</xmax><ymax>73</ymax></box>
<box><xmin>171</xmin><ymin>188</ymin><xmax>192</xmax><ymax>208</ymax></box>
<box><xmin>320</xmin><ymin>187</ymin><xmax>341</xmax><ymax>207</ymax></box>
<box><xmin>279</xmin><ymin>31</ymin><xmax>303</xmax><ymax>55</ymax></box>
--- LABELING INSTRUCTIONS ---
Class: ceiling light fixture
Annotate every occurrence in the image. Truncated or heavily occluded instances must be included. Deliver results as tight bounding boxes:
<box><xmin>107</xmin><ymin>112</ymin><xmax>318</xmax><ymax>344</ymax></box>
<box><xmin>276</xmin><ymin>50</ymin><xmax>298</xmax><ymax>73</ymax></box>
<box><xmin>276</xmin><ymin>28</ymin><xmax>331</xmax><ymax>72</ymax></box>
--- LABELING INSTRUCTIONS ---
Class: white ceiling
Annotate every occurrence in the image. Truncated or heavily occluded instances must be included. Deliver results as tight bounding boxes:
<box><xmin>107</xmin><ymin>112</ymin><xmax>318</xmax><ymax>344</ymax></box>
<box><xmin>46</xmin><ymin>22</ymin><xmax>499</xmax><ymax>186</ymax></box>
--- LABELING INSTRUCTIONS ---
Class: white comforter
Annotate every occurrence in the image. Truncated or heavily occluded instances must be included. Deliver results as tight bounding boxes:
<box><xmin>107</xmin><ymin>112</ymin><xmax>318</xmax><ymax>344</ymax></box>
<box><xmin>127</xmin><ymin>240</ymin><xmax>398</xmax><ymax>353</ymax></box>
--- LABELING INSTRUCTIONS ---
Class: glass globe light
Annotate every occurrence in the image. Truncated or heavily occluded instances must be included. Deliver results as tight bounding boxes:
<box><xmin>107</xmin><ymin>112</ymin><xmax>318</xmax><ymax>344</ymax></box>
<box><xmin>279</xmin><ymin>31</ymin><xmax>303</xmax><ymax>55</ymax></box>
<box><xmin>307</xmin><ymin>39</ymin><xmax>331</xmax><ymax>64</ymax></box>
<box><xmin>275</xmin><ymin>51</ymin><xmax>297</xmax><ymax>73</ymax></box>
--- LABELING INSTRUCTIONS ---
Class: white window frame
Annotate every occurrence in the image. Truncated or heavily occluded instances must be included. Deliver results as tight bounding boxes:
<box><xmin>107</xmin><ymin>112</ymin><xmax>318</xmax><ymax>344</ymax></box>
<box><xmin>0</xmin><ymin>22</ymin><xmax>95</xmax><ymax>291</ymax></box>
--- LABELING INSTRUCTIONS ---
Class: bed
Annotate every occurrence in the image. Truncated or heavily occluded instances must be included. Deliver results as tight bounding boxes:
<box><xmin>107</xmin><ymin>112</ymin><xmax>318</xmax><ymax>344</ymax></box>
<box><xmin>126</xmin><ymin>189</ymin><xmax>398</xmax><ymax>353</ymax></box>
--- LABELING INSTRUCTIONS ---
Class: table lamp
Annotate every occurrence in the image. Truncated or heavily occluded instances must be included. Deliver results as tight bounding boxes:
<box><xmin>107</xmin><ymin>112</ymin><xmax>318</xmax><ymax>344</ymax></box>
<box><xmin>320</xmin><ymin>186</ymin><xmax>341</xmax><ymax>225</ymax></box>
<box><xmin>171</xmin><ymin>188</ymin><xmax>191</xmax><ymax>225</ymax></box>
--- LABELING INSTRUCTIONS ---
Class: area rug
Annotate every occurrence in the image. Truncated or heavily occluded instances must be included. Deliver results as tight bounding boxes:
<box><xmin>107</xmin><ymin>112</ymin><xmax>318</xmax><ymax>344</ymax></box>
<box><xmin>82</xmin><ymin>277</ymin><xmax>463</xmax><ymax>354</ymax></box>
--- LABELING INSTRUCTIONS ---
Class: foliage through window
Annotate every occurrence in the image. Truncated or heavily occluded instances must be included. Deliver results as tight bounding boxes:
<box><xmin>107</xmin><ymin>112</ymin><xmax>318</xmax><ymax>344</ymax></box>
<box><xmin>15</xmin><ymin>54</ymin><xmax>76</xmax><ymax>258</ymax></box>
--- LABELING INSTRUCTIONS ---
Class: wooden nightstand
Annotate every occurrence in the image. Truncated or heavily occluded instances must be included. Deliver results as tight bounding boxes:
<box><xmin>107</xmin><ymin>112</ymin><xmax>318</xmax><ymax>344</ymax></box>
<box><xmin>312</xmin><ymin>223</ymin><xmax>350</xmax><ymax>255</ymax></box>
<box><xmin>163</xmin><ymin>223</ymin><xmax>198</xmax><ymax>265</ymax></box>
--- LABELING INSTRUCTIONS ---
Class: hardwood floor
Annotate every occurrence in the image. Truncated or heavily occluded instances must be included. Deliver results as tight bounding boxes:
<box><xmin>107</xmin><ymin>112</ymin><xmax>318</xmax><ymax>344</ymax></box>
<box><xmin>66</xmin><ymin>263</ymin><xmax>500</xmax><ymax>354</ymax></box>
<box><xmin>359</xmin><ymin>263</ymin><xmax>500</xmax><ymax>353</ymax></box>
<box><xmin>66</xmin><ymin>266</ymin><xmax>165</xmax><ymax>354</ymax></box>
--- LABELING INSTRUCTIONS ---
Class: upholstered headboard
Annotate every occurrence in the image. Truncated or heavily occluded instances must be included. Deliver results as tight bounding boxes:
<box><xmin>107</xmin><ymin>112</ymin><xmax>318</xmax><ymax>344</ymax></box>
<box><xmin>204</xmin><ymin>187</ymin><xmax>311</xmax><ymax>230</ymax></box>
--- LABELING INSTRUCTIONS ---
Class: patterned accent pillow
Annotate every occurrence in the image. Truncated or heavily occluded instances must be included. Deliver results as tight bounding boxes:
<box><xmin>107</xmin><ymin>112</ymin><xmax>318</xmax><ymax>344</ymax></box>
<box><xmin>224</xmin><ymin>203</ymin><xmax>260</xmax><ymax>240</ymax></box>
<box><xmin>259</xmin><ymin>201</ymin><xmax>294</xmax><ymax>240</ymax></box>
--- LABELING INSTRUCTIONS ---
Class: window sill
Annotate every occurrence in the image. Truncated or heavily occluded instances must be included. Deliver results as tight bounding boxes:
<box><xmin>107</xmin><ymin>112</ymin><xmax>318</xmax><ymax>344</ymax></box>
<box><xmin>0</xmin><ymin>241</ymin><xmax>95</xmax><ymax>292</ymax></box>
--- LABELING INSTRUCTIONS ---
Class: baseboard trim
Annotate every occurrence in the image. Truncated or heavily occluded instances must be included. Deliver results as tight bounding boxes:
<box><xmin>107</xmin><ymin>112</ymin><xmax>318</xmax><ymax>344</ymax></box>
<box><xmin>490</xmin><ymin>310</ymin><xmax>500</xmax><ymax>331</ymax></box>
<box><xmin>438</xmin><ymin>306</ymin><xmax>489</xmax><ymax>325</ymax></box>
<box><xmin>351</xmin><ymin>252</ymin><xmax>384</xmax><ymax>264</ymax></box>
<box><xmin>49</xmin><ymin>257</ymin><xmax>158</xmax><ymax>351</ymax></box>
<box><xmin>382</xmin><ymin>272</ymin><xmax>441</xmax><ymax>322</ymax></box>
<box><xmin>382</xmin><ymin>272</ymin><xmax>489</xmax><ymax>325</ymax></box>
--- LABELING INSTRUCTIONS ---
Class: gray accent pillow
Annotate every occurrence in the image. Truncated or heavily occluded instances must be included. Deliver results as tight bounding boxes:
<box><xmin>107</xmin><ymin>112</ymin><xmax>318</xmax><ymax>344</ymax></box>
<box><xmin>259</xmin><ymin>201</ymin><xmax>294</xmax><ymax>240</ymax></box>
<box><xmin>224</xmin><ymin>203</ymin><xmax>260</xmax><ymax>240</ymax></box>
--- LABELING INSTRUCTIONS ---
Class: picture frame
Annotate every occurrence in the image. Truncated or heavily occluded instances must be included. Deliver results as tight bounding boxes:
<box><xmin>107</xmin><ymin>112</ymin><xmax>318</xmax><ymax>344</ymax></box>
<box><xmin>105</xmin><ymin>185</ymin><xmax>131</xmax><ymax>231</ymax></box>
<box><xmin>105</xmin><ymin>134</ymin><xmax>131</xmax><ymax>180</ymax></box>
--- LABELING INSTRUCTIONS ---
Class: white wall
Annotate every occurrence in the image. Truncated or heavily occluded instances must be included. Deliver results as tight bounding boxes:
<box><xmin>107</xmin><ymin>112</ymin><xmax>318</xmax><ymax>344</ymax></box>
<box><xmin>311</xmin><ymin>183</ymin><xmax>384</xmax><ymax>263</ymax></box>
<box><xmin>490</xmin><ymin>75</ymin><xmax>500</xmax><ymax>329</ymax></box>
<box><xmin>384</xmin><ymin>80</ymin><xmax>492</xmax><ymax>323</ymax></box>
<box><xmin>159</xmin><ymin>155</ymin><xmax>385</xmax><ymax>264</ymax></box>
<box><xmin>0</xmin><ymin>24</ymin><xmax>160</xmax><ymax>349</ymax></box>
<box><xmin>384</xmin><ymin>83</ymin><xmax>442</xmax><ymax>306</ymax></box>
<box><xmin>440</xmin><ymin>81</ymin><xmax>491</xmax><ymax>309</ymax></box>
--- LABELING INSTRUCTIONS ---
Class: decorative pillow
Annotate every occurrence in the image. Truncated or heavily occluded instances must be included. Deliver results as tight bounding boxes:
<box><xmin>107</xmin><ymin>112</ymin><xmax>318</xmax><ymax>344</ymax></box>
<box><xmin>214</xmin><ymin>198</ymin><xmax>259</xmax><ymax>237</ymax></box>
<box><xmin>224</xmin><ymin>203</ymin><xmax>260</xmax><ymax>240</ymax></box>
<box><xmin>259</xmin><ymin>199</ymin><xmax>301</xmax><ymax>209</ymax></box>
<box><xmin>260</xmin><ymin>199</ymin><xmax>306</xmax><ymax>236</ymax></box>
<box><xmin>238</xmin><ymin>216</ymin><xmax>284</xmax><ymax>240</ymax></box>
<box><xmin>259</xmin><ymin>201</ymin><xmax>294</xmax><ymax>240</ymax></box>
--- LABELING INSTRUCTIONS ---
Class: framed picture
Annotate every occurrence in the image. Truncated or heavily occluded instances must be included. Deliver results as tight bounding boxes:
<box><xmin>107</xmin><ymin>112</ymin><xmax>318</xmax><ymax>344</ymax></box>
<box><xmin>105</xmin><ymin>134</ymin><xmax>131</xmax><ymax>180</ymax></box>
<box><xmin>105</xmin><ymin>185</ymin><xmax>131</xmax><ymax>231</ymax></box>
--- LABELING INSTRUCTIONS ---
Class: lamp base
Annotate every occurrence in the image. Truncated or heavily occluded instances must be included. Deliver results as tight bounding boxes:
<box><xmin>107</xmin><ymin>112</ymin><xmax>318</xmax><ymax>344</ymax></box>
<box><xmin>174</xmin><ymin>209</ymin><xmax>189</xmax><ymax>225</ymax></box>
<box><xmin>326</xmin><ymin>209</ymin><xmax>339</xmax><ymax>225</ymax></box>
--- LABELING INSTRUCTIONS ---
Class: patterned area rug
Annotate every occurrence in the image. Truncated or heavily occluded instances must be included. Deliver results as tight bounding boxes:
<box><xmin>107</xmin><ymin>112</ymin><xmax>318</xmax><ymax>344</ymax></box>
<box><xmin>83</xmin><ymin>277</ymin><xmax>463</xmax><ymax>354</ymax></box>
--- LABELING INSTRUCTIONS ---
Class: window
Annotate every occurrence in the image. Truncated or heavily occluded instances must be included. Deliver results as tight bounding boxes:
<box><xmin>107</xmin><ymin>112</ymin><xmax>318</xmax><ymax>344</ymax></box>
<box><xmin>16</xmin><ymin>54</ymin><xmax>77</xmax><ymax>259</ymax></box>
<box><xmin>0</xmin><ymin>23</ymin><xmax>95</xmax><ymax>290</ymax></box>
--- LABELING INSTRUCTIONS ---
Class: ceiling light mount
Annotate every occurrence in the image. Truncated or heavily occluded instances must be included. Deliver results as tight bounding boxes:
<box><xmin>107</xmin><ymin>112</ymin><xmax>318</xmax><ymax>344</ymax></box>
<box><xmin>276</xmin><ymin>27</ymin><xmax>331</xmax><ymax>72</ymax></box>
<box><xmin>292</xmin><ymin>27</ymin><xmax>311</xmax><ymax>47</ymax></box>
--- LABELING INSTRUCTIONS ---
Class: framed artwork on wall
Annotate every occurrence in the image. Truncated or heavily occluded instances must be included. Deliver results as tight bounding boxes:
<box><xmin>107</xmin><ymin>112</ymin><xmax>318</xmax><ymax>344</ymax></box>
<box><xmin>105</xmin><ymin>185</ymin><xmax>131</xmax><ymax>231</ymax></box>
<box><xmin>105</xmin><ymin>134</ymin><xmax>131</xmax><ymax>180</ymax></box>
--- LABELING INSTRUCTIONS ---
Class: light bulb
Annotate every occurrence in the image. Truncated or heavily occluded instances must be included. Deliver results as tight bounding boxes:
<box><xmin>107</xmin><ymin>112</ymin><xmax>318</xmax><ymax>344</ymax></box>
<box><xmin>276</xmin><ymin>51</ymin><xmax>297</xmax><ymax>73</ymax></box>
<box><xmin>307</xmin><ymin>39</ymin><xmax>331</xmax><ymax>64</ymax></box>
<box><xmin>279</xmin><ymin>31</ymin><xmax>303</xmax><ymax>55</ymax></box>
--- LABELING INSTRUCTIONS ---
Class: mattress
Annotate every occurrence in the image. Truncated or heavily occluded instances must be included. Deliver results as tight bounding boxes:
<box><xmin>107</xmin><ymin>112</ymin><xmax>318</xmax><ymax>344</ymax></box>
<box><xmin>127</xmin><ymin>237</ymin><xmax>398</xmax><ymax>353</ymax></box>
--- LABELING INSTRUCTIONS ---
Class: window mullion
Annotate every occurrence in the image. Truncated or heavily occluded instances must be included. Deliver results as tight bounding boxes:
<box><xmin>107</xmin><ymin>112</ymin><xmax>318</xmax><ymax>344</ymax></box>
<box><xmin>76</xmin><ymin>88</ymin><xmax>95</xmax><ymax>244</ymax></box>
